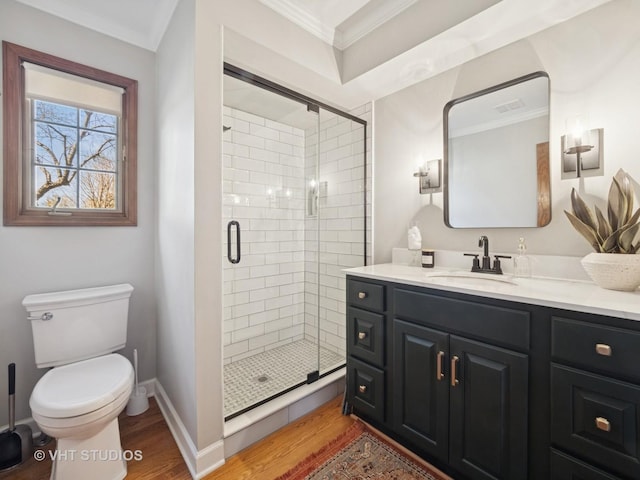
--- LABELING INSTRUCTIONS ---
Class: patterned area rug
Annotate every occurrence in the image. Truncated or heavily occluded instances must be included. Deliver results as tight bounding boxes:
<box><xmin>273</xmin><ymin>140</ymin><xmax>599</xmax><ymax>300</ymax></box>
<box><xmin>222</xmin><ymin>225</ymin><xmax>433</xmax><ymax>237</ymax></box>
<box><xmin>276</xmin><ymin>421</ymin><xmax>451</xmax><ymax>480</ymax></box>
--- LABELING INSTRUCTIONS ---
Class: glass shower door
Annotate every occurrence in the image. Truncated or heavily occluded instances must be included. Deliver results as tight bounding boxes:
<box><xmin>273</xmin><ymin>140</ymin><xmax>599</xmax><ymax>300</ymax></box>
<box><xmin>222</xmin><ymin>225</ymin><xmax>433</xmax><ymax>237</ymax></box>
<box><xmin>222</xmin><ymin>72</ymin><xmax>320</xmax><ymax>418</ymax></box>
<box><xmin>222</xmin><ymin>65</ymin><xmax>367</xmax><ymax>419</ymax></box>
<box><xmin>315</xmin><ymin>109</ymin><xmax>367</xmax><ymax>376</ymax></box>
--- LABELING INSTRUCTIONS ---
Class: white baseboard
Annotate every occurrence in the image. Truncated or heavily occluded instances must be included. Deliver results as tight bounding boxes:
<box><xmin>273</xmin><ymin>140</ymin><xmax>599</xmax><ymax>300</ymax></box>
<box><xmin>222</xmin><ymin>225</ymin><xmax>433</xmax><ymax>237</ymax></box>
<box><xmin>153</xmin><ymin>379</ymin><xmax>225</xmax><ymax>479</ymax></box>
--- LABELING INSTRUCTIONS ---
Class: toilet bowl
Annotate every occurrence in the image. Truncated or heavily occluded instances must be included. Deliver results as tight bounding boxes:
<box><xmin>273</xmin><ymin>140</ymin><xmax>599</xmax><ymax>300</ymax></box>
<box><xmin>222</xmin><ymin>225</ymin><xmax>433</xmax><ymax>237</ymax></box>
<box><xmin>23</xmin><ymin>284</ymin><xmax>135</xmax><ymax>480</ymax></box>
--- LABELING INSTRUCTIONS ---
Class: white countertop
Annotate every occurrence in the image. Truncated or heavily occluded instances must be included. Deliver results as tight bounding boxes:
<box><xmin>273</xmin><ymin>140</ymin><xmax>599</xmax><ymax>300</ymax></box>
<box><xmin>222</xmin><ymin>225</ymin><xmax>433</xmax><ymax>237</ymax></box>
<box><xmin>345</xmin><ymin>264</ymin><xmax>640</xmax><ymax>321</ymax></box>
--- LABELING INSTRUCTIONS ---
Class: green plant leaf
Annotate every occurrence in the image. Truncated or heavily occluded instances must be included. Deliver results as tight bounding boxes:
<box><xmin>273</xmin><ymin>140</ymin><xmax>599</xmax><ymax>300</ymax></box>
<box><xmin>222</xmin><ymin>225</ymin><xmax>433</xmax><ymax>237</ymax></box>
<box><xmin>611</xmin><ymin>176</ymin><xmax>629</xmax><ymax>230</ymax></box>
<box><xmin>570</xmin><ymin>188</ymin><xmax>598</xmax><ymax>232</ymax></box>
<box><xmin>565</xmin><ymin>210</ymin><xmax>602</xmax><ymax>252</ymax></box>
<box><xmin>615</xmin><ymin>168</ymin><xmax>634</xmax><ymax>214</ymax></box>
<box><xmin>594</xmin><ymin>205</ymin><xmax>612</xmax><ymax>243</ymax></box>
<box><xmin>620</xmin><ymin>223</ymin><xmax>640</xmax><ymax>253</ymax></box>
<box><xmin>601</xmin><ymin>232</ymin><xmax>619</xmax><ymax>253</ymax></box>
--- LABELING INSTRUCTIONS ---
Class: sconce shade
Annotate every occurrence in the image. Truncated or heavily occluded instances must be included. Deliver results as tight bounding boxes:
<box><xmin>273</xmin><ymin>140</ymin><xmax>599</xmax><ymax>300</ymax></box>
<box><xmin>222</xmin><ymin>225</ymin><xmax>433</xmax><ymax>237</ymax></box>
<box><xmin>561</xmin><ymin>114</ymin><xmax>605</xmax><ymax>179</ymax></box>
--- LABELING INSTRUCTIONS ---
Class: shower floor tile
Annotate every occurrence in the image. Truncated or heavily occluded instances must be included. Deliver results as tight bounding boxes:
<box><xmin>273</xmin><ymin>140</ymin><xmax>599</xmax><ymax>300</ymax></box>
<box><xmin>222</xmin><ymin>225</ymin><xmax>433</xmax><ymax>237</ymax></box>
<box><xmin>224</xmin><ymin>339</ymin><xmax>344</xmax><ymax>418</ymax></box>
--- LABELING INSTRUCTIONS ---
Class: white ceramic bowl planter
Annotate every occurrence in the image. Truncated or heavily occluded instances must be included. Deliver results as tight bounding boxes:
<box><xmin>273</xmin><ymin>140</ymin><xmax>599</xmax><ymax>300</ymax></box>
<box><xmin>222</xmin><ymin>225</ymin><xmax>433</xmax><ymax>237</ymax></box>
<box><xmin>581</xmin><ymin>253</ymin><xmax>640</xmax><ymax>291</ymax></box>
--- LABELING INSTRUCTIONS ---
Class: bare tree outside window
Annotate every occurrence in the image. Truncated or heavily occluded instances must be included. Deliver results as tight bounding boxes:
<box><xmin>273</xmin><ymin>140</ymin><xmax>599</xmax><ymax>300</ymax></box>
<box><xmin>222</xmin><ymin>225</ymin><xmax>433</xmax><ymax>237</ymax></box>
<box><xmin>2</xmin><ymin>41</ymin><xmax>137</xmax><ymax>226</ymax></box>
<box><xmin>34</xmin><ymin>100</ymin><xmax>118</xmax><ymax>210</ymax></box>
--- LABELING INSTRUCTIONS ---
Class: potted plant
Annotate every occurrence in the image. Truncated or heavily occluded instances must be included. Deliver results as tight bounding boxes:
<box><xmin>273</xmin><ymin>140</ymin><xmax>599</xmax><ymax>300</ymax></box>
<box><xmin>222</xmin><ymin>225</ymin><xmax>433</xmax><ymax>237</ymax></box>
<box><xmin>565</xmin><ymin>168</ymin><xmax>640</xmax><ymax>291</ymax></box>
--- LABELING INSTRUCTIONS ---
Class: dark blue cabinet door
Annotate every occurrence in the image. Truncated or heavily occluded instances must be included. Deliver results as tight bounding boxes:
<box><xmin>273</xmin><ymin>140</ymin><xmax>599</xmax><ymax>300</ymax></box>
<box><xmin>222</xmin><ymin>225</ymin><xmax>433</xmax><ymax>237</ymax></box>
<box><xmin>392</xmin><ymin>319</ymin><xmax>449</xmax><ymax>463</ymax></box>
<box><xmin>449</xmin><ymin>335</ymin><xmax>529</xmax><ymax>480</ymax></box>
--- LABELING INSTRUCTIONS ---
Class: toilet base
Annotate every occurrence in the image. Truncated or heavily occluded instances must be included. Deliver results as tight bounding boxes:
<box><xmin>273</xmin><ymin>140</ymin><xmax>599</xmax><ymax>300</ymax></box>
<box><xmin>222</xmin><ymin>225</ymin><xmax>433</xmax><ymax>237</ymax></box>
<box><xmin>49</xmin><ymin>418</ymin><xmax>127</xmax><ymax>480</ymax></box>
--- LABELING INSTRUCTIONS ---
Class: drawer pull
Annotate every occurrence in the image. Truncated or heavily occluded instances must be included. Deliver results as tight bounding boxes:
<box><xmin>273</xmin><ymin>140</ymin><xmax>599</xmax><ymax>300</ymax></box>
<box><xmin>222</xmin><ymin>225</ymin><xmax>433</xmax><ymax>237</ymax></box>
<box><xmin>358</xmin><ymin>385</ymin><xmax>367</xmax><ymax>393</ymax></box>
<box><xmin>358</xmin><ymin>332</ymin><xmax>367</xmax><ymax>340</ymax></box>
<box><xmin>436</xmin><ymin>351</ymin><xmax>445</xmax><ymax>381</ymax></box>
<box><xmin>595</xmin><ymin>417</ymin><xmax>611</xmax><ymax>432</ymax></box>
<box><xmin>595</xmin><ymin>343</ymin><xmax>612</xmax><ymax>356</ymax></box>
<box><xmin>451</xmin><ymin>356</ymin><xmax>459</xmax><ymax>387</ymax></box>
<box><xmin>358</xmin><ymin>292</ymin><xmax>367</xmax><ymax>300</ymax></box>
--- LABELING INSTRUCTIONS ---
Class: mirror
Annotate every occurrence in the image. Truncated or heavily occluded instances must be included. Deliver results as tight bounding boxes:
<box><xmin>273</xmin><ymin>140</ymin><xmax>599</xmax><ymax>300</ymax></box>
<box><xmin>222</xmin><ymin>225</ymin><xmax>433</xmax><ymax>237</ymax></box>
<box><xmin>443</xmin><ymin>72</ymin><xmax>550</xmax><ymax>228</ymax></box>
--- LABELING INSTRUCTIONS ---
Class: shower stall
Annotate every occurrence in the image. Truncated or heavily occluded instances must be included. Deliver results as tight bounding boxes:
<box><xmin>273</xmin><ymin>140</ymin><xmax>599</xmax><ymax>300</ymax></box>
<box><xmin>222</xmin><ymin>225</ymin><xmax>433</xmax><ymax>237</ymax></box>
<box><xmin>222</xmin><ymin>64</ymin><xmax>368</xmax><ymax>419</ymax></box>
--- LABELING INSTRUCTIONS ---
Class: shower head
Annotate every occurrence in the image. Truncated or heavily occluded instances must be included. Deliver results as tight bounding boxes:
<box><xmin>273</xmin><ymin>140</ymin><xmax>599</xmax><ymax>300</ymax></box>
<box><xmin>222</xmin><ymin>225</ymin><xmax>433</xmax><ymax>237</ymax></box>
<box><xmin>223</xmin><ymin>125</ymin><xmax>231</xmax><ymax>132</ymax></box>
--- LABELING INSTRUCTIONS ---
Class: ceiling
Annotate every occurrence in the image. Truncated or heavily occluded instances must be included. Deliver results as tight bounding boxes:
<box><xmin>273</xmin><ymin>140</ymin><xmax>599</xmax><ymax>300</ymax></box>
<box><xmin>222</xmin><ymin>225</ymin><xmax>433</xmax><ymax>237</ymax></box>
<box><xmin>14</xmin><ymin>0</ymin><xmax>495</xmax><ymax>52</ymax></box>
<box><xmin>14</xmin><ymin>0</ymin><xmax>180</xmax><ymax>51</ymax></box>
<box><xmin>259</xmin><ymin>0</ymin><xmax>419</xmax><ymax>50</ymax></box>
<box><xmin>14</xmin><ymin>0</ymin><xmax>613</xmax><ymax>115</ymax></box>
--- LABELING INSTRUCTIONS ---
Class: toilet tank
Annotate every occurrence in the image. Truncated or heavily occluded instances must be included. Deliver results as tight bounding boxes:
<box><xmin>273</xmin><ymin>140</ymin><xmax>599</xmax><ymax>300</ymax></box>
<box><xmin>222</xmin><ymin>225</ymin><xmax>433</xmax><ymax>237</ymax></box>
<box><xmin>23</xmin><ymin>284</ymin><xmax>134</xmax><ymax>368</ymax></box>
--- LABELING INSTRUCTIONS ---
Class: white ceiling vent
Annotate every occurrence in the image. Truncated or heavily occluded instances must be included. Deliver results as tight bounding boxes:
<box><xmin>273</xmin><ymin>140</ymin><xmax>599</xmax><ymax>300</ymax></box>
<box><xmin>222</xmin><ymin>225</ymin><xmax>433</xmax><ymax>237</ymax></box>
<box><xmin>494</xmin><ymin>98</ymin><xmax>525</xmax><ymax>113</ymax></box>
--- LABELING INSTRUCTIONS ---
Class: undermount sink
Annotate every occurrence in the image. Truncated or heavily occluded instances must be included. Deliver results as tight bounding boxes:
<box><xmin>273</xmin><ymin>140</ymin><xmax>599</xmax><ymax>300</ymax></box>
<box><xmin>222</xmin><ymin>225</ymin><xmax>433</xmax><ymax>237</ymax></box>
<box><xmin>424</xmin><ymin>271</ymin><xmax>517</xmax><ymax>287</ymax></box>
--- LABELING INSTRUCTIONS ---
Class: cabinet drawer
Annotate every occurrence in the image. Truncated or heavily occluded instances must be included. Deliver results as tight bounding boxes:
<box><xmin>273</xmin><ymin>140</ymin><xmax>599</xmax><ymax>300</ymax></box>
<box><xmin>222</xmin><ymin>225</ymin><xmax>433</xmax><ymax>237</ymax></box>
<box><xmin>551</xmin><ymin>449</ymin><xmax>622</xmax><ymax>480</ymax></box>
<box><xmin>347</xmin><ymin>307</ymin><xmax>384</xmax><ymax>367</ymax></box>
<box><xmin>551</xmin><ymin>364</ymin><xmax>640</xmax><ymax>479</ymax></box>
<box><xmin>552</xmin><ymin>317</ymin><xmax>640</xmax><ymax>382</ymax></box>
<box><xmin>347</xmin><ymin>278</ymin><xmax>385</xmax><ymax>312</ymax></box>
<box><xmin>395</xmin><ymin>288</ymin><xmax>530</xmax><ymax>350</ymax></box>
<box><xmin>347</xmin><ymin>357</ymin><xmax>385</xmax><ymax>423</ymax></box>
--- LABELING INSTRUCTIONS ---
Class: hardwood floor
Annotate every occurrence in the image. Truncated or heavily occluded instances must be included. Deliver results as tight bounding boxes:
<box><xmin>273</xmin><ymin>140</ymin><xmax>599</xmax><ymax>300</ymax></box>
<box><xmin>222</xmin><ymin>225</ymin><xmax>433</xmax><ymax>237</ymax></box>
<box><xmin>0</xmin><ymin>395</ymin><xmax>354</xmax><ymax>480</ymax></box>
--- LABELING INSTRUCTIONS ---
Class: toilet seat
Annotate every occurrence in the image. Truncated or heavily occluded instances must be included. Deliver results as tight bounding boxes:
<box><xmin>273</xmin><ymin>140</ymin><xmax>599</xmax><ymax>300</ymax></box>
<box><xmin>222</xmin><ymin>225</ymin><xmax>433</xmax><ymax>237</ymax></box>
<box><xmin>30</xmin><ymin>353</ymin><xmax>133</xmax><ymax>419</ymax></box>
<box><xmin>33</xmin><ymin>385</ymin><xmax>131</xmax><ymax>432</ymax></box>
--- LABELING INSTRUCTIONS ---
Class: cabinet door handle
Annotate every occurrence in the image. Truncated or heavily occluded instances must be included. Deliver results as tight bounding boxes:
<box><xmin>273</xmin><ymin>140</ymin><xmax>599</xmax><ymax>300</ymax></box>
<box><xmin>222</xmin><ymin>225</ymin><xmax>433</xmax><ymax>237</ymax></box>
<box><xmin>358</xmin><ymin>385</ymin><xmax>367</xmax><ymax>393</ymax></box>
<box><xmin>595</xmin><ymin>417</ymin><xmax>611</xmax><ymax>432</ymax></box>
<box><xmin>595</xmin><ymin>343</ymin><xmax>612</xmax><ymax>356</ymax></box>
<box><xmin>436</xmin><ymin>351</ymin><xmax>445</xmax><ymax>381</ymax></box>
<box><xmin>358</xmin><ymin>332</ymin><xmax>367</xmax><ymax>340</ymax></box>
<box><xmin>358</xmin><ymin>292</ymin><xmax>367</xmax><ymax>300</ymax></box>
<box><xmin>451</xmin><ymin>355</ymin><xmax>459</xmax><ymax>387</ymax></box>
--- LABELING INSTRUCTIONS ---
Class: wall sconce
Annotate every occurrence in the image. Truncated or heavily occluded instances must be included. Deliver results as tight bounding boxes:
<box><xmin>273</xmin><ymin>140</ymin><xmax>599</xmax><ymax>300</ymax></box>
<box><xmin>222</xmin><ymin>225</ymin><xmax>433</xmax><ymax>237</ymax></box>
<box><xmin>413</xmin><ymin>158</ymin><xmax>442</xmax><ymax>194</ymax></box>
<box><xmin>561</xmin><ymin>115</ymin><xmax>604</xmax><ymax>179</ymax></box>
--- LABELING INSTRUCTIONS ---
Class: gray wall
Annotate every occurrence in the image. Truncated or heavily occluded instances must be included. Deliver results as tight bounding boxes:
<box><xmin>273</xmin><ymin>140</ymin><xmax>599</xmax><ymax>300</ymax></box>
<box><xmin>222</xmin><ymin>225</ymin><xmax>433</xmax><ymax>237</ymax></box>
<box><xmin>155</xmin><ymin>0</ymin><xmax>198</xmax><ymax>443</ymax></box>
<box><xmin>374</xmin><ymin>0</ymin><xmax>640</xmax><ymax>262</ymax></box>
<box><xmin>0</xmin><ymin>1</ymin><xmax>157</xmax><ymax>425</ymax></box>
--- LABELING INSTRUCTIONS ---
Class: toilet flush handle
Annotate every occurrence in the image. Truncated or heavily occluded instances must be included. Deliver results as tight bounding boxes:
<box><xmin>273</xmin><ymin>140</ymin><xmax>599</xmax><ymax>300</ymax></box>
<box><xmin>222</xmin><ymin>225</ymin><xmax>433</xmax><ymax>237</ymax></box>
<box><xmin>28</xmin><ymin>312</ymin><xmax>53</xmax><ymax>321</ymax></box>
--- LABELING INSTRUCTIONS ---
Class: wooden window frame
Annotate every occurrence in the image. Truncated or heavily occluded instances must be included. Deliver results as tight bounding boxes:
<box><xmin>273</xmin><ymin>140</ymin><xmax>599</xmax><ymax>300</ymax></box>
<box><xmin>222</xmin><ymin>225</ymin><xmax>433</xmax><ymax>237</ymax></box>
<box><xmin>2</xmin><ymin>41</ymin><xmax>138</xmax><ymax>226</ymax></box>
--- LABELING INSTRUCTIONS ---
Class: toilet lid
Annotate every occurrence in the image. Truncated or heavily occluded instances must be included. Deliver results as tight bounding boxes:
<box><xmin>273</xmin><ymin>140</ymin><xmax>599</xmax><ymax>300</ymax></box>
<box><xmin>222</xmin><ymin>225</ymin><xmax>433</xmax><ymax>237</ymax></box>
<box><xmin>30</xmin><ymin>353</ymin><xmax>133</xmax><ymax>418</ymax></box>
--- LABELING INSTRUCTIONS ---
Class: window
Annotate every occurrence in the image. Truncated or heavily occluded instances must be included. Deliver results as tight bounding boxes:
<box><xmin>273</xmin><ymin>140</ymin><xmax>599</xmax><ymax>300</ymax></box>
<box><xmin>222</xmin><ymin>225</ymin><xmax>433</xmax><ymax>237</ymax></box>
<box><xmin>2</xmin><ymin>41</ymin><xmax>137</xmax><ymax>225</ymax></box>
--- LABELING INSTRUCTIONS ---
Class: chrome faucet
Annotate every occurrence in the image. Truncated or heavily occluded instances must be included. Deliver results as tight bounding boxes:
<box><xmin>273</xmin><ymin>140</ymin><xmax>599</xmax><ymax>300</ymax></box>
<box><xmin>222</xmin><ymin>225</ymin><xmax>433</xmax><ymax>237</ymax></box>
<box><xmin>463</xmin><ymin>235</ymin><xmax>511</xmax><ymax>274</ymax></box>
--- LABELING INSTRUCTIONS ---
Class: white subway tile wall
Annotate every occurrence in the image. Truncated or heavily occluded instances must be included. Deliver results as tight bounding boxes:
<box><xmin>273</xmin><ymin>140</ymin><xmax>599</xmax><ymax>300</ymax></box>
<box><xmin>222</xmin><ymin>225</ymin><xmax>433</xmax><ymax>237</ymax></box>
<box><xmin>304</xmin><ymin>105</ymin><xmax>372</xmax><ymax>361</ymax></box>
<box><xmin>223</xmin><ymin>106</ymin><xmax>306</xmax><ymax>364</ymax></box>
<box><xmin>222</xmin><ymin>103</ymin><xmax>372</xmax><ymax>376</ymax></box>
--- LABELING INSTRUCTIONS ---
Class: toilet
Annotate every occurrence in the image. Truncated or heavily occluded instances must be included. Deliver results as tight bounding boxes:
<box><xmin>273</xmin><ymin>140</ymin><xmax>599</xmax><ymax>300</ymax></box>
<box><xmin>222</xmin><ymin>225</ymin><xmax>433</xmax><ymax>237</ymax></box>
<box><xmin>23</xmin><ymin>284</ymin><xmax>135</xmax><ymax>480</ymax></box>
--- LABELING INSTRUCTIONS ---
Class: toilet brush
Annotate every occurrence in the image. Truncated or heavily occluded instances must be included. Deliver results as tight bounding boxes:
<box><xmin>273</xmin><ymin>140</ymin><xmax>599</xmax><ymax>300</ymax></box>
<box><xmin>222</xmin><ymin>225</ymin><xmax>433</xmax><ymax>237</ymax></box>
<box><xmin>126</xmin><ymin>349</ymin><xmax>149</xmax><ymax>416</ymax></box>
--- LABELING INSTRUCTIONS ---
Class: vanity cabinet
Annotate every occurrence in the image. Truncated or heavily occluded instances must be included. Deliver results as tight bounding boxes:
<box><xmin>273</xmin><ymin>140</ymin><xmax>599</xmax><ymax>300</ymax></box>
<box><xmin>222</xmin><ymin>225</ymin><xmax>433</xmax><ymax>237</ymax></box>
<box><xmin>550</xmin><ymin>316</ymin><xmax>640</xmax><ymax>479</ymax></box>
<box><xmin>346</xmin><ymin>276</ymin><xmax>536</xmax><ymax>480</ymax></box>
<box><xmin>392</xmin><ymin>319</ymin><xmax>528</xmax><ymax>479</ymax></box>
<box><xmin>392</xmin><ymin>287</ymin><xmax>530</xmax><ymax>480</ymax></box>
<box><xmin>346</xmin><ymin>279</ymin><xmax>387</xmax><ymax>423</ymax></box>
<box><xmin>346</xmin><ymin>272</ymin><xmax>640</xmax><ymax>480</ymax></box>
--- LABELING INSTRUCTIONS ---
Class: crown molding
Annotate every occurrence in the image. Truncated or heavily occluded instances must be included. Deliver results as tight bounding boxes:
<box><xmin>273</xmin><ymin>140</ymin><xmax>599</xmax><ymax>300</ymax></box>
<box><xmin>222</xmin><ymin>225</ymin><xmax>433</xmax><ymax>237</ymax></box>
<box><xmin>260</xmin><ymin>0</ymin><xmax>337</xmax><ymax>45</ymax></box>
<box><xmin>336</xmin><ymin>0</ymin><xmax>418</xmax><ymax>50</ymax></box>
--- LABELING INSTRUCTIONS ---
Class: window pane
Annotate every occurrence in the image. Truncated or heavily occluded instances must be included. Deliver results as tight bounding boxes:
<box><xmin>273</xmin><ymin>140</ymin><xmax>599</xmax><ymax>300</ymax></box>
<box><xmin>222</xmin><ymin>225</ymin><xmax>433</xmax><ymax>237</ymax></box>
<box><xmin>79</xmin><ymin>171</ymin><xmax>116</xmax><ymax>209</ymax></box>
<box><xmin>35</xmin><ymin>122</ymin><xmax>78</xmax><ymax>167</ymax></box>
<box><xmin>80</xmin><ymin>110</ymin><xmax>117</xmax><ymax>134</ymax></box>
<box><xmin>79</xmin><ymin>130</ymin><xmax>117</xmax><ymax>171</ymax></box>
<box><xmin>3</xmin><ymin>42</ymin><xmax>137</xmax><ymax>225</ymax></box>
<box><xmin>34</xmin><ymin>100</ymin><xmax>77</xmax><ymax>126</ymax></box>
<box><xmin>34</xmin><ymin>166</ymin><xmax>78</xmax><ymax>207</ymax></box>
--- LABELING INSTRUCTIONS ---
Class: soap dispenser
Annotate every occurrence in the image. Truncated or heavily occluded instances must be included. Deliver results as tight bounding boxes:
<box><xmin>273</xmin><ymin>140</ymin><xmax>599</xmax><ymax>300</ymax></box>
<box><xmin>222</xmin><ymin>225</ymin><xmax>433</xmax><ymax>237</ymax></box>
<box><xmin>514</xmin><ymin>237</ymin><xmax>531</xmax><ymax>278</ymax></box>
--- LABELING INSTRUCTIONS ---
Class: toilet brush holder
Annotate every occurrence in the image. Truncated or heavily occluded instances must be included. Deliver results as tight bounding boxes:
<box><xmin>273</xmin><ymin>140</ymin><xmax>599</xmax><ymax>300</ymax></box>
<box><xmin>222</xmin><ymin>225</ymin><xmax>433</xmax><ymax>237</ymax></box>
<box><xmin>126</xmin><ymin>348</ymin><xmax>148</xmax><ymax>416</ymax></box>
<box><xmin>126</xmin><ymin>386</ymin><xmax>149</xmax><ymax>416</ymax></box>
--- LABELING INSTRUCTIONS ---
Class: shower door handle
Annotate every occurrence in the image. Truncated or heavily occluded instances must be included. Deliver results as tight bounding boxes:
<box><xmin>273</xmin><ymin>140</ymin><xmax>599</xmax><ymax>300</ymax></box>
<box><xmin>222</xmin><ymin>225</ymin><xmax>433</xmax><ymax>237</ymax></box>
<box><xmin>227</xmin><ymin>220</ymin><xmax>241</xmax><ymax>264</ymax></box>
